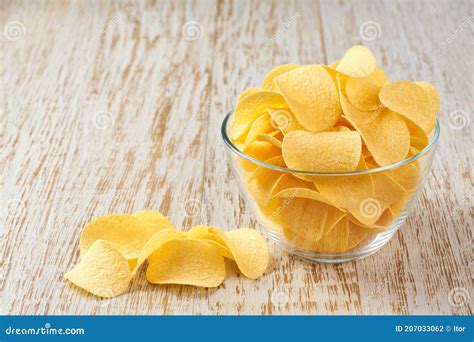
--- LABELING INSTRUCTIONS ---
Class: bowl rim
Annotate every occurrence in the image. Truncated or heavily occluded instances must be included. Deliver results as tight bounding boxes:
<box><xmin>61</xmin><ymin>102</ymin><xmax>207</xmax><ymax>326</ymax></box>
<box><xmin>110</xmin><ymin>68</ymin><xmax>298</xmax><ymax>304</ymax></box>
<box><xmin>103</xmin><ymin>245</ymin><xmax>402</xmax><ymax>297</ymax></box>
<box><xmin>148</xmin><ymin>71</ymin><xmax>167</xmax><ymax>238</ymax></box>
<box><xmin>221</xmin><ymin>110</ymin><xmax>440</xmax><ymax>176</ymax></box>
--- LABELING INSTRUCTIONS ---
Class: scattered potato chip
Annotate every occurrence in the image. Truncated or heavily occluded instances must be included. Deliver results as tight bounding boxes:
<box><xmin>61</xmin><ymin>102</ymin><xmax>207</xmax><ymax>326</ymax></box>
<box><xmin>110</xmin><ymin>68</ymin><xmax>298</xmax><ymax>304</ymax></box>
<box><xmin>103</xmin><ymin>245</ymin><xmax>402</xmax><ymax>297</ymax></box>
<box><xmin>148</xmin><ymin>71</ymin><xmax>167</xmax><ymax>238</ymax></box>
<box><xmin>275</xmin><ymin>65</ymin><xmax>341</xmax><ymax>132</ymax></box>
<box><xmin>282</xmin><ymin>130</ymin><xmax>362</xmax><ymax>175</ymax></box>
<box><xmin>80</xmin><ymin>214</ymin><xmax>160</xmax><ymax>260</ymax></box>
<box><xmin>146</xmin><ymin>238</ymin><xmax>226</xmax><ymax>287</ymax></box>
<box><xmin>336</xmin><ymin>45</ymin><xmax>377</xmax><ymax>78</ymax></box>
<box><xmin>379</xmin><ymin>81</ymin><xmax>435</xmax><ymax>134</ymax></box>
<box><xmin>67</xmin><ymin>210</ymin><xmax>270</xmax><ymax>297</ymax></box>
<box><xmin>65</xmin><ymin>240</ymin><xmax>131</xmax><ymax>298</ymax></box>
<box><xmin>132</xmin><ymin>210</ymin><xmax>175</xmax><ymax>231</ymax></box>
<box><xmin>262</xmin><ymin>64</ymin><xmax>300</xmax><ymax>91</ymax></box>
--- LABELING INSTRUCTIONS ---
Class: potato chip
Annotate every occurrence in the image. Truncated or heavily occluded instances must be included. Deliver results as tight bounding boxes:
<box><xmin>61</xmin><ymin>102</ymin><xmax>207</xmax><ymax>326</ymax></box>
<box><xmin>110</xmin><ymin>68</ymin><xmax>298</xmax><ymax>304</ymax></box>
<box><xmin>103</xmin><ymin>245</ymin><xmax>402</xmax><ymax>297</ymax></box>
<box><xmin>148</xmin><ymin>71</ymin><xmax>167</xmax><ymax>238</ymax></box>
<box><xmin>282</xmin><ymin>130</ymin><xmax>362</xmax><ymax>175</ymax></box>
<box><xmin>133</xmin><ymin>229</ymin><xmax>186</xmax><ymax>274</ymax></box>
<box><xmin>237</xmin><ymin>87</ymin><xmax>261</xmax><ymax>103</ymax></box>
<box><xmin>403</xmin><ymin>117</ymin><xmax>429</xmax><ymax>151</ymax></box>
<box><xmin>345</xmin><ymin>67</ymin><xmax>388</xmax><ymax>111</ymax></box>
<box><xmin>349</xmin><ymin>172</ymin><xmax>405</xmax><ymax>226</ymax></box>
<box><xmin>240</xmin><ymin>141</ymin><xmax>281</xmax><ymax>171</ymax></box>
<box><xmin>246</xmin><ymin>159</ymin><xmax>285</xmax><ymax>205</ymax></box>
<box><xmin>274</xmin><ymin>65</ymin><xmax>341</xmax><ymax>132</ymax></box>
<box><xmin>335</xmin><ymin>45</ymin><xmax>377</xmax><ymax>78</ymax></box>
<box><xmin>231</xmin><ymin>91</ymin><xmax>287</xmax><ymax>140</ymax></box>
<box><xmin>255</xmin><ymin>133</ymin><xmax>282</xmax><ymax>147</ymax></box>
<box><xmin>262</xmin><ymin>64</ymin><xmax>300</xmax><ymax>91</ymax></box>
<box><xmin>146</xmin><ymin>238</ymin><xmax>226</xmax><ymax>287</ymax></box>
<box><xmin>65</xmin><ymin>240</ymin><xmax>131</xmax><ymax>297</ymax></box>
<box><xmin>384</xmin><ymin>162</ymin><xmax>421</xmax><ymax>192</ymax></box>
<box><xmin>281</xmin><ymin>198</ymin><xmax>331</xmax><ymax>247</ymax></box>
<box><xmin>313</xmin><ymin>156</ymin><xmax>374</xmax><ymax>209</ymax></box>
<box><xmin>346</xmin><ymin>222</ymin><xmax>371</xmax><ymax>250</ymax></box>
<box><xmin>187</xmin><ymin>225</ymin><xmax>234</xmax><ymax>259</ymax></box>
<box><xmin>310</xmin><ymin>217</ymin><xmax>350</xmax><ymax>253</ymax></box>
<box><xmin>379</xmin><ymin>81</ymin><xmax>435</xmax><ymax>134</ymax></box>
<box><xmin>272</xmin><ymin>173</ymin><xmax>317</xmax><ymax>194</ymax></box>
<box><xmin>414</xmin><ymin>81</ymin><xmax>440</xmax><ymax>132</ymax></box>
<box><xmin>132</xmin><ymin>210</ymin><xmax>175</xmax><ymax>231</ymax></box>
<box><xmin>243</xmin><ymin>114</ymin><xmax>274</xmax><ymax>147</ymax></box>
<box><xmin>80</xmin><ymin>214</ymin><xmax>159</xmax><ymax>260</ymax></box>
<box><xmin>339</xmin><ymin>81</ymin><xmax>410</xmax><ymax>166</ymax></box>
<box><xmin>267</xmin><ymin>108</ymin><xmax>305</xmax><ymax>134</ymax></box>
<box><xmin>222</xmin><ymin>228</ymin><xmax>269</xmax><ymax>279</ymax></box>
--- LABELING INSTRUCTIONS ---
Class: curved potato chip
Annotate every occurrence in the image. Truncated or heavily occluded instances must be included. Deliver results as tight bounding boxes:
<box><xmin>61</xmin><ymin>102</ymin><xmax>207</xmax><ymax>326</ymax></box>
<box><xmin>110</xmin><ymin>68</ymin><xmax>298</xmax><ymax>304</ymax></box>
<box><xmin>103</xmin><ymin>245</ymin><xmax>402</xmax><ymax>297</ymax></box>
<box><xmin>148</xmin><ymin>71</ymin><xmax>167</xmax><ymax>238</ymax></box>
<box><xmin>403</xmin><ymin>117</ymin><xmax>429</xmax><ymax>151</ymax></box>
<box><xmin>281</xmin><ymin>198</ymin><xmax>331</xmax><ymax>247</ymax></box>
<box><xmin>414</xmin><ymin>81</ymin><xmax>440</xmax><ymax>132</ymax></box>
<box><xmin>187</xmin><ymin>226</ymin><xmax>234</xmax><ymax>259</ymax></box>
<box><xmin>274</xmin><ymin>65</ymin><xmax>341</xmax><ymax>132</ymax></box>
<box><xmin>237</xmin><ymin>87</ymin><xmax>261</xmax><ymax>103</ymax></box>
<box><xmin>243</xmin><ymin>114</ymin><xmax>274</xmax><ymax>147</ymax></box>
<box><xmin>246</xmin><ymin>160</ymin><xmax>285</xmax><ymax>205</ymax></box>
<box><xmin>346</xmin><ymin>222</ymin><xmax>371</xmax><ymax>251</ymax></box>
<box><xmin>222</xmin><ymin>228</ymin><xmax>269</xmax><ymax>279</ymax></box>
<box><xmin>313</xmin><ymin>156</ymin><xmax>374</xmax><ymax>209</ymax></box>
<box><xmin>274</xmin><ymin>188</ymin><xmax>340</xmax><ymax>208</ymax></box>
<box><xmin>267</xmin><ymin>108</ymin><xmax>305</xmax><ymax>134</ymax></box>
<box><xmin>240</xmin><ymin>141</ymin><xmax>281</xmax><ymax>171</ymax></box>
<box><xmin>384</xmin><ymin>162</ymin><xmax>421</xmax><ymax>192</ymax></box>
<box><xmin>132</xmin><ymin>210</ymin><xmax>175</xmax><ymax>231</ymax></box>
<box><xmin>262</xmin><ymin>64</ymin><xmax>300</xmax><ymax>91</ymax></box>
<box><xmin>133</xmin><ymin>229</ymin><xmax>186</xmax><ymax>274</ymax></box>
<box><xmin>310</xmin><ymin>217</ymin><xmax>350</xmax><ymax>253</ymax></box>
<box><xmin>345</xmin><ymin>67</ymin><xmax>388</xmax><ymax>111</ymax></box>
<box><xmin>256</xmin><ymin>133</ymin><xmax>282</xmax><ymax>147</ymax></box>
<box><xmin>231</xmin><ymin>91</ymin><xmax>287</xmax><ymax>140</ymax></box>
<box><xmin>336</xmin><ymin>45</ymin><xmax>377</xmax><ymax>78</ymax></box>
<box><xmin>379</xmin><ymin>81</ymin><xmax>434</xmax><ymax>134</ymax></box>
<box><xmin>65</xmin><ymin>240</ymin><xmax>131</xmax><ymax>298</ymax></box>
<box><xmin>349</xmin><ymin>172</ymin><xmax>405</xmax><ymax>226</ymax></box>
<box><xmin>80</xmin><ymin>214</ymin><xmax>159</xmax><ymax>259</ymax></box>
<box><xmin>282</xmin><ymin>130</ymin><xmax>362</xmax><ymax>176</ymax></box>
<box><xmin>146</xmin><ymin>238</ymin><xmax>226</xmax><ymax>287</ymax></box>
<box><xmin>272</xmin><ymin>173</ymin><xmax>317</xmax><ymax>194</ymax></box>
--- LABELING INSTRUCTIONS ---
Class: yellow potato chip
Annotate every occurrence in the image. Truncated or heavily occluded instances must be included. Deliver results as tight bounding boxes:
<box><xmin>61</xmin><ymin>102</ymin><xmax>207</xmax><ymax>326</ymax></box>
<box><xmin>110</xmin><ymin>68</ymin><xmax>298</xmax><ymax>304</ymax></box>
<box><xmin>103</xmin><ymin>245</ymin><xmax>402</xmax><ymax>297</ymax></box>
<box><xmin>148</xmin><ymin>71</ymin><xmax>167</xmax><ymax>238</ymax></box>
<box><xmin>313</xmin><ymin>156</ymin><xmax>374</xmax><ymax>209</ymax></box>
<box><xmin>237</xmin><ymin>87</ymin><xmax>261</xmax><ymax>103</ymax></box>
<box><xmin>65</xmin><ymin>240</ymin><xmax>131</xmax><ymax>298</ymax></box>
<box><xmin>255</xmin><ymin>133</ymin><xmax>282</xmax><ymax>148</ymax></box>
<box><xmin>246</xmin><ymin>160</ymin><xmax>285</xmax><ymax>205</ymax></box>
<box><xmin>414</xmin><ymin>81</ymin><xmax>440</xmax><ymax>132</ymax></box>
<box><xmin>335</xmin><ymin>45</ymin><xmax>377</xmax><ymax>78</ymax></box>
<box><xmin>187</xmin><ymin>225</ymin><xmax>234</xmax><ymax>259</ymax></box>
<box><xmin>310</xmin><ymin>217</ymin><xmax>350</xmax><ymax>253</ymax></box>
<box><xmin>243</xmin><ymin>114</ymin><xmax>274</xmax><ymax>147</ymax></box>
<box><xmin>146</xmin><ymin>238</ymin><xmax>226</xmax><ymax>287</ymax></box>
<box><xmin>272</xmin><ymin>173</ymin><xmax>317</xmax><ymax>194</ymax></box>
<box><xmin>262</xmin><ymin>64</ymin><xmax>300</xmax><ymax>91</ymax></box>
<box><xmin>388</xmin><ymin>195</ymin><xmax>408</xmax><ymax>217</ymax></box>
<box><xmin>133</xmin><ymin>229</ymin><xmax>186</xmax><ymax>274</ymax></box>
<box><xmin>267</xmin><ymin>108</ymin><xmax>305</xmax><ymax>134</ymax></box>
<box><xmin>403</xmin><ymin>117</ymin><xmax>429</xmax><ymax>151</ymax></box>
<box><xmin>231</xmin><ymin>91</ymin><xmax>287</xmax><ymax>140</ymax></box>
<box><xmin>80</xmin><ymin>214</ymin><xmax>159</xmax><ymax>260</ymax></box>
<box><xmin>282</xmin><ymin>130</ymin><xmax>362</xmax><ymax>175</ymax></box>
<box><xmin>349</xmin><ymin>172</ymin><xmax>405</xmax><ymax>226</ymax></box>
<box><xmin>240</xmin><ymin>141</ymin><xmax>281</xmax><ymax>171</ymax></box>
<box><xmin>345</xmin><ymin>67</ymin><xmax>388</xmax><ymax>111</ymax></box>
<box><xmin>379</xmin><ymin>81</ymin><xmax>434</xmax><ymax>134</ymax></box>
<box><xmin>274</xmin><ymin>65</ymin><xmax>341</xmax><ymax>132</ymax></box>
<box><xmin>222</xmin><ymin>228</ymin><xmax>269</xmax><ymax>279</ymax></box>
<box><xmin>384</xmin><ymin>162</ymin><xmax>421</xmax><ymax>192</ymax></box>
<box><xmin>281</xmin><ymin>198</ymin><xmax>331</xmax><ymax>247</ymax></box>
<box><xmin>132</xmin><ymin>210</ymin><xmax>175</xmax><ymax>231</ymax></box>
<box><xmin>346</xmin><ymin>222</ymin><xmax>371</xmax><ymax>251</ymax></box>
<box><xmin>339</xmin><ymin>81</ymin><xmax>410</xmax><ymax>166</ymax></box>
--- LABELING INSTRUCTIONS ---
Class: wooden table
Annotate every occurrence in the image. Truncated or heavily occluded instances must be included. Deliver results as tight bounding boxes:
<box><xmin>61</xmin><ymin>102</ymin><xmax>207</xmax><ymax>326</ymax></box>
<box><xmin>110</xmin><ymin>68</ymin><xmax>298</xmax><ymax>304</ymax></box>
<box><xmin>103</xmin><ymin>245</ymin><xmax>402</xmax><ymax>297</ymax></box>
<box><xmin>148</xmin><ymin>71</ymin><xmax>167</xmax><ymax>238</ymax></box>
<box><xmin>2</xmin><ymin>0</ymin><xmax>472</xmax><ymax>315</ymax></box>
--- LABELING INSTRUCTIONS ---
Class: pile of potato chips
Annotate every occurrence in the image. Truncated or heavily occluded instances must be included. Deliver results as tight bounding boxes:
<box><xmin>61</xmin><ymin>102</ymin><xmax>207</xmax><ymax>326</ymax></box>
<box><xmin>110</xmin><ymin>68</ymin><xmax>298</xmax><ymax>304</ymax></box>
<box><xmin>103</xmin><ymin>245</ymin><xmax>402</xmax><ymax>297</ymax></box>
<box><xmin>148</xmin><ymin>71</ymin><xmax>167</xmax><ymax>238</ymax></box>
<box><xmin>230</xmin><ymin>45</ymin><xmax>440</xmax><ymax>254</ymax></box>
<box><xmin>65</xmin><ymin>210</ymin><xmax>269</xmax><ymax>297</ymax></box>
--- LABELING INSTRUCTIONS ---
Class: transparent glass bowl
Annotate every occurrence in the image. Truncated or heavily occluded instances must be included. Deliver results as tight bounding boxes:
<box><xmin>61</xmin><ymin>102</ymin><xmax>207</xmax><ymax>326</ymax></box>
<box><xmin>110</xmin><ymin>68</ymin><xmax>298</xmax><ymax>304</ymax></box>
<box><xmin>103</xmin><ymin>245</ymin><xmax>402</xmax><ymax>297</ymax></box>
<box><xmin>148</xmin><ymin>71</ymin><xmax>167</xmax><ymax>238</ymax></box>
<box><xmin>221</xmin><ymin>111</ymin><xmax>440</xmax><ymax>263</ymax></box>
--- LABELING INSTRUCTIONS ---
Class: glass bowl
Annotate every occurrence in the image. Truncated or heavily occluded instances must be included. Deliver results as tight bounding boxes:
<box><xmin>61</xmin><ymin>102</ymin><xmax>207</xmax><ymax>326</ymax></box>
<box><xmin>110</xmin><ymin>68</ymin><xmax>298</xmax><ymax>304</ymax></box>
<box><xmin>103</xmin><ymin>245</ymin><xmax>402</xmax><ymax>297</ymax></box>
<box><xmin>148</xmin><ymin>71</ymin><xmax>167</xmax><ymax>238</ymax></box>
<box><xmin>221</xmin><ymin>111</ymin><xmax>440</xmax><ymax>263</ymax></box>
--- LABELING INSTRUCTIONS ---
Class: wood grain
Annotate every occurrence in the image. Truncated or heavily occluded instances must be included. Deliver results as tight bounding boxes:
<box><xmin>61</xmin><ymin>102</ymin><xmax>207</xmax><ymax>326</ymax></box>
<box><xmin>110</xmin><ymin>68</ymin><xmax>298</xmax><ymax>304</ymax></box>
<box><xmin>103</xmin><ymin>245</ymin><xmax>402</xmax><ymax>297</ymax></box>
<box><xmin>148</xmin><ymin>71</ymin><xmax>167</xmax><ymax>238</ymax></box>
<box><xmin>1</xmin><ymin>0</ymin><xmax>472</xmax><ymax>315</ymax></box>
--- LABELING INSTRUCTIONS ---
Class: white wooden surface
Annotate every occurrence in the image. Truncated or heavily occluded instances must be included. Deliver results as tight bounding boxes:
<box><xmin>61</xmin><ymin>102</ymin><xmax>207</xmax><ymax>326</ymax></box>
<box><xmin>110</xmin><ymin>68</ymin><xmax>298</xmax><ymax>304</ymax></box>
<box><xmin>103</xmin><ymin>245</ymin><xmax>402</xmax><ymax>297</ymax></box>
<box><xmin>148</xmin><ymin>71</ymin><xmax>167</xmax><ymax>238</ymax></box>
<box><xmin>1</xmin><ymin>0</ymin><xmax>472</xmax><ymax>315</ymax></box>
